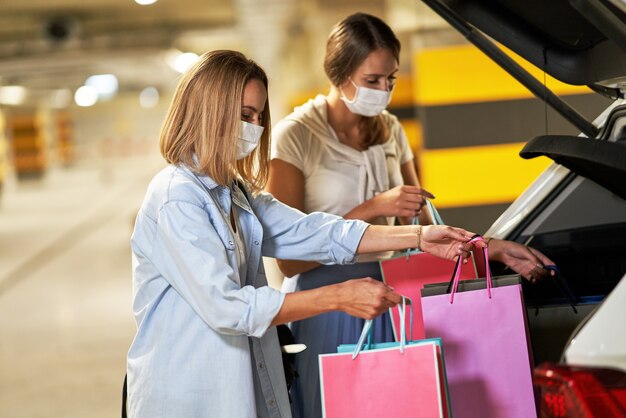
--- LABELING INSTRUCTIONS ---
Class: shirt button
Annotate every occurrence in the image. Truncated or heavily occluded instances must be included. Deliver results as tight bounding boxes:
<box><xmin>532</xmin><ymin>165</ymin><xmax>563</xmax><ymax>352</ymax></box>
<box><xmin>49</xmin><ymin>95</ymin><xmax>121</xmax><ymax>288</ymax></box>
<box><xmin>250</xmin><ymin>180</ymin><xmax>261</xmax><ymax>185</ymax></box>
<box><xmin>228</xmin><ymin>240</ymin><xmax>233</xmax><ymax>246</ymax></box>
<box><xmin>258</xmin><ymin>362</ymin><xmax>265</xmax><ymax>369</ymax></box>
<box><xmin>268</xmin><ymin>399</ymin><xmax>276</xmax><ymax>407</ymax></box>
<box><xmin>253</xmin><ymin>240</ymin><xmax>259</xmax><ymax>245</ymax></box>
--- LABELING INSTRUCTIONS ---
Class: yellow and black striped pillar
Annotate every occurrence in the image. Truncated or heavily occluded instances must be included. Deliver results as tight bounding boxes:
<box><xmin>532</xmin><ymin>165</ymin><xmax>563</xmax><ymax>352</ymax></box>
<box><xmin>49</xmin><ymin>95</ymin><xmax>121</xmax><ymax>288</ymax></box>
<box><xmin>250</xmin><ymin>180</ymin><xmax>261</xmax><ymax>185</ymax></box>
<box><xmin>405</xmin><ymin>43</ymin><xmax>611</xmax><ymax>232</ymax></box>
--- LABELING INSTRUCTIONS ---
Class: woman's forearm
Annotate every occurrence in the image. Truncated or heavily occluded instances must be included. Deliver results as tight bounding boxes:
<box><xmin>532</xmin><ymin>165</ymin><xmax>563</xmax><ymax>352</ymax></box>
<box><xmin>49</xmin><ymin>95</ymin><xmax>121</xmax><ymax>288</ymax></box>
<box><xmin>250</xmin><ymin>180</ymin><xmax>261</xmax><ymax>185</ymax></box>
<box><xmin>357</xmin><ymin>224</ymin><xmax>479</xmax><ymax>262</ymax></box>
<box><xmin>356</xmin><ymin>225</ymin><xmax>419</xmax><ymax>254</ymax></box>
<box><xmin>276</xmin><ymin>259</ymin><xmax>320</xmax><ymax>278</ymax></box>
<box><xmin>271</xmin><ymin>286</ymin><xmax>337</xmax><ymax>326</ymax></box>
<box><xmin>342</xmin><ymin>197</ymin><xmax>380</xmax><ymax>223</ymax></box>
<box><xmin>271</xmin><ymin>278</ymin><xmax>401</xmax><ymax>326</ymax></box>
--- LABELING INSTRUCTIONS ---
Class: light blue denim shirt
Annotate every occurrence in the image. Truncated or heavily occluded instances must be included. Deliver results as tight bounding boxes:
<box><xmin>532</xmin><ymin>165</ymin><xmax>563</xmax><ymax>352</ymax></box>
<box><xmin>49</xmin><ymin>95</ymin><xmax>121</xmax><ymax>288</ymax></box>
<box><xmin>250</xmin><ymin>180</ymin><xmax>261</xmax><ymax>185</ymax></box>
<box><xmin>127</xmin><ymin>164</ymin><xmax>368</xmax><ymax>418</ymax></box>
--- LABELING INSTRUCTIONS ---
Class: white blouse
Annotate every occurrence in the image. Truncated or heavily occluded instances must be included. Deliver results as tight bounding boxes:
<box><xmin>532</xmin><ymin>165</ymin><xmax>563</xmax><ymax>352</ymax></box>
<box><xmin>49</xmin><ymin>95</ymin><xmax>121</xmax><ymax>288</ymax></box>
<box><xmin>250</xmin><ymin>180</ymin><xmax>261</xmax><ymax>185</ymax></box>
<box><xmin>271</xmin><ymin>95</ymin><xmax>414</xmax><ymax>262</ymax></box>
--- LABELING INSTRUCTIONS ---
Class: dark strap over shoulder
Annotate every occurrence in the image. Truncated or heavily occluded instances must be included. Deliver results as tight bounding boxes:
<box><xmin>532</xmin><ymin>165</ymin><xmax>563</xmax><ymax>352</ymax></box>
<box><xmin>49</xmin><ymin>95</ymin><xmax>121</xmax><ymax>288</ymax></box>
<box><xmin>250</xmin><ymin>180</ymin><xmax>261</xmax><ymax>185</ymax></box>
<box><xmin>122</xmin><ymin>373</ymin><xmax>127</xmax><ymax>418</ymax></box>
<box><xmin>235</xmin><ymin>180</ymin><xmax>251</xmax><ymax>202</ymax></box>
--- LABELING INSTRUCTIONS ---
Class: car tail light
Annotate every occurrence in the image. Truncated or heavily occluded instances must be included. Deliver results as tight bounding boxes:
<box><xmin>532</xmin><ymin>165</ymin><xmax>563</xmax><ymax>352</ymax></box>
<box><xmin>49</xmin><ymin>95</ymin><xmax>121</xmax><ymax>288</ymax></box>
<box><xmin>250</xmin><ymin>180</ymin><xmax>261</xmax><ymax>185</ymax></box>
<box><xmin>533</xmin><ymin>362</ymin><xmax>626</xmax><ymax>418</ymax></box>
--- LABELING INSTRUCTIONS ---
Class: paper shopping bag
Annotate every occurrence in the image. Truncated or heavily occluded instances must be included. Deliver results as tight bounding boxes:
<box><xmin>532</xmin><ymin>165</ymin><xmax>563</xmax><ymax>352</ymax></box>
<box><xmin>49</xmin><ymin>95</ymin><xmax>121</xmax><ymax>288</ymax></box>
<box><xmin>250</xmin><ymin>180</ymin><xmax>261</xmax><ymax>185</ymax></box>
<box><xmin>380</xmin><ymin>201</ymin><xmax>479</xmax><ymax>341</ymax></box>
<box><xmin>381</xmin><ymin>252</ymin><xmax>477</xmax><ymax>341</ymax></box>
<box><xmin>319</xmin><ymin>341</ymin><xmax>450</xmax><ymax>418</ymax></box>
<box><xmin>421</xmin><ymin>251</ymin><xmax>537</xmax><ymax>418</ymax></box>
<box><xmin>320</xmin><ymin>305</ymin><xmax>452</xmax><ymax>418</ymax></box>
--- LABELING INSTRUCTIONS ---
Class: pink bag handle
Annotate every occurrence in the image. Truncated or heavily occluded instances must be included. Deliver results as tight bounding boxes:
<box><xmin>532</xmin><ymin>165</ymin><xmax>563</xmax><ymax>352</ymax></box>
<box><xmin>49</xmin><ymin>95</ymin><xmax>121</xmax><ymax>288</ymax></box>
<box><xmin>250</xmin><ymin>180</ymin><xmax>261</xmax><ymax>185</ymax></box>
<box><xmin>449</xmin><ymin>235</ymin><xmax>491</xmax><ymax>304</ymax></box>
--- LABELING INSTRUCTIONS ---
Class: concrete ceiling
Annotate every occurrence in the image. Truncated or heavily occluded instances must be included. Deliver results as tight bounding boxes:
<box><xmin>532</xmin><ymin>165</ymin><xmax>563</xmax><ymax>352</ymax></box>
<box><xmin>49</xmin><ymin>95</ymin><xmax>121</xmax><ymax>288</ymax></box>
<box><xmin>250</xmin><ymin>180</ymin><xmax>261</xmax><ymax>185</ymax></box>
<box><xmin>0</xmin><ymin>0</ymin><xmax>448</xmax><ymax>109</ymax></box>
<box><xmin>0</xmin><ymin>0</ymin><xmax>236</xmax><ymax>102</ymax></box>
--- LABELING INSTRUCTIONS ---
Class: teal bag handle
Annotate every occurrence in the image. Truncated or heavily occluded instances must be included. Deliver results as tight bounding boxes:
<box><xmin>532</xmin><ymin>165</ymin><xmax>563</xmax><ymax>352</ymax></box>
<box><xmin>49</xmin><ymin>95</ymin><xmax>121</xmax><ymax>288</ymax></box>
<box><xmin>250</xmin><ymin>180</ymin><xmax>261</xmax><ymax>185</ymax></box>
<box><xmin>352</xmin><ymin>296</ymin><xmax>413</xmax><ymax>359</ymax></box>
<box><xmin>404</xmin><ymin>199</ymin><xmax>444</xmax><ymax>260</ymax></box>
<box><xmin>420</xmin><ymin>199</ymin><xmax>445</xmax><ymax>226</ymax></box>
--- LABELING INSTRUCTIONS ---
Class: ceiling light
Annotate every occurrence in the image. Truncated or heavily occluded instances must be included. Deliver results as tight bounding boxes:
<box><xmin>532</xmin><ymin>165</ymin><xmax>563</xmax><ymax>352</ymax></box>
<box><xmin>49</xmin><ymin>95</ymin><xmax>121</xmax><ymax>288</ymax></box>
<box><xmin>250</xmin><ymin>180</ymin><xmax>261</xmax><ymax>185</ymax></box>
<box><xmin>0</xmin><ymin>86</ymin><xmax>27</xmax><ymax>106</ymax></box>
<box><xmin>85</xmin><ymin>74</ymin><xmax>118</xmax><ymax>100</ymax></box>
<box><xmin>74</xmin><ymin>86</ymin><xmax>98</xmax><ymax>107</ymax></box>
<box><xmin>134</xmin><ymin>0</ymin><xmax>158</xmax><ymax>5</ymax></box>
<box><xmin>172</xmin><ymin>52</ymin><xmax>199</xmax><ymax>74</ymax></box>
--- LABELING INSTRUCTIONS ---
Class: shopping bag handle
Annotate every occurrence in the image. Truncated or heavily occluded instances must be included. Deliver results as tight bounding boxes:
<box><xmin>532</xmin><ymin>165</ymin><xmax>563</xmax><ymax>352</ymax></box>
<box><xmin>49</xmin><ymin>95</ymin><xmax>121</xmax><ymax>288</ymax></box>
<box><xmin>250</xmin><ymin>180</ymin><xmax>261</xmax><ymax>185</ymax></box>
<box><xmin>530</xmin><ymin>264</ymin><xmax>578</xmax><ymax>314</ymax></box>
<box><xmin>544</xmin><ymin>265</ymin><xmax>578</xmax><ymax>313</ymax></box>
<box><xmin>403</xmin><ymin>200</ymin><xmax>444</xmax><ymax>260</ymax></box>
<box><xmin>352</xmin><ymin>296</ymin><xmax>413</xmax><ymax>359</ymax></box>
<box><xmin>448</xmin><ymin>235</ymin><xmax>491</xmax><ymax>304</ymax></box>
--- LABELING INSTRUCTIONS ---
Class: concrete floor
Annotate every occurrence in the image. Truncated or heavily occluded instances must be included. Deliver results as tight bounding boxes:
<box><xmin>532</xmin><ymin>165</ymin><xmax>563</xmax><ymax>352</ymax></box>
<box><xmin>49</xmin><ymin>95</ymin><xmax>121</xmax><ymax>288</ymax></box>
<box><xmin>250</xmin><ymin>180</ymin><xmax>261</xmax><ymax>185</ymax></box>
<box><xmin>0</xmin><ymin>155</ymin><xmax>165</xmax><ymax>417</ymax></box>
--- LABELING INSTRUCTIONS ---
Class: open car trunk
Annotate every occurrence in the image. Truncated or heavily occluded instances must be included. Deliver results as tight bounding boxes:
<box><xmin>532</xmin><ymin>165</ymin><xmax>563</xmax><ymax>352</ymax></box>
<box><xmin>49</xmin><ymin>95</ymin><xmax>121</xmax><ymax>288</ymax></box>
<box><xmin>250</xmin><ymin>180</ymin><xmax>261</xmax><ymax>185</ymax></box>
<box><xmin>421</xmin><ymin>0</ymin><xmax>626</xmax><ymax>364</ymax></box>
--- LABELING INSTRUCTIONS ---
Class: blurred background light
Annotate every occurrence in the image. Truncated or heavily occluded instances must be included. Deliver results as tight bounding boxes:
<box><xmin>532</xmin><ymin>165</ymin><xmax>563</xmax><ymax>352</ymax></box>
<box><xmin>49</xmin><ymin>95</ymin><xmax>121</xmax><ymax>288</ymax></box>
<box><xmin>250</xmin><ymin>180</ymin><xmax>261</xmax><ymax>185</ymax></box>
<box><xmin>0</xmin><ymin>86</ymin><xmax>27</xmax><ymax>106</ymax></box>
<box><xmin>50</xmin><ymin>89</ymin><xmax>72</xmax><ymax>109</ymax></box>
<box><xmin>139</xmin><ymin>86</ymin><xmax>159</xmax><ymax>109</ymax></box>
<box><xmin>74</xmin><ymin>85</ymin><xmax>98</xmax><ymax>107</ymax></box>
<box><xmin>85</xmin><ymin>74</ymin><xmax>119</xmax><ymax>100</ymax></box>
<box><xmin>171</xmin><ymin>52</ymin><xmax>199</xmax><ymax>74</ymax></box>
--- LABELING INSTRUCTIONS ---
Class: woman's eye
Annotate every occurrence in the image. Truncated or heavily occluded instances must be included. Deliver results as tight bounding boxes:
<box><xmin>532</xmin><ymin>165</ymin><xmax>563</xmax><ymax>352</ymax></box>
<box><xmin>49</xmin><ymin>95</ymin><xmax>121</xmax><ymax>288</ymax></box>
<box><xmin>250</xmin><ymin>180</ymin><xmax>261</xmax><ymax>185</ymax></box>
<box><xmin>242</xmin><ymin>113</ymin><xmax>263</xmax><ymax>125</ymax></box>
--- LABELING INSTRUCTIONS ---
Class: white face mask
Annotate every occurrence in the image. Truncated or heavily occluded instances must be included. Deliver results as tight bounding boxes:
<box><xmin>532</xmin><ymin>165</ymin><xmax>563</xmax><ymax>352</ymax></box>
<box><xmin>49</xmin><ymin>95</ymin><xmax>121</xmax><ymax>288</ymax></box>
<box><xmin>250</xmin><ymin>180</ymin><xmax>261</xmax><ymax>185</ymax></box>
<box><xmin>340</xmin><ymin>78</ymin><xmax>392</xmax><ymax>117</ymax></box>
<box><xmin>236</xmin><ymin>120</ymin><xmax>264</xmax><ymax>160</ymax></box>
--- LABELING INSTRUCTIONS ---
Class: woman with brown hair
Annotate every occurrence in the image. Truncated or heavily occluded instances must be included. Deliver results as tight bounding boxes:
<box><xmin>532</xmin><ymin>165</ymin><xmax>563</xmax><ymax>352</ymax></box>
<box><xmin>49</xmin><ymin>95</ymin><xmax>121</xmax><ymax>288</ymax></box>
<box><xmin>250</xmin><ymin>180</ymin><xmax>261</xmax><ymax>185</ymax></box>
<box><xmin>268</xmin><ymin>12</ymin><xmax>555</xmax><ymax>418</ymax></box>
<box><xmin>126</xmin><ymin>49</ymin><xmax>480</xmax><ymax>417</ymax></box>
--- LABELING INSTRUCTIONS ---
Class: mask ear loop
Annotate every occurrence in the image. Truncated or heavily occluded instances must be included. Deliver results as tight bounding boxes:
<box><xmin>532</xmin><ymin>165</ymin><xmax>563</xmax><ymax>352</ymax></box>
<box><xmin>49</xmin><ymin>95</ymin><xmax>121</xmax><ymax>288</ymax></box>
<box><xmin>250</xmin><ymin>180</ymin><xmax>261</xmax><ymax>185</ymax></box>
<box><xmin>339</xmin><ymin>78</ymin><xmax>360</xmax><ymax>104</ymax></box>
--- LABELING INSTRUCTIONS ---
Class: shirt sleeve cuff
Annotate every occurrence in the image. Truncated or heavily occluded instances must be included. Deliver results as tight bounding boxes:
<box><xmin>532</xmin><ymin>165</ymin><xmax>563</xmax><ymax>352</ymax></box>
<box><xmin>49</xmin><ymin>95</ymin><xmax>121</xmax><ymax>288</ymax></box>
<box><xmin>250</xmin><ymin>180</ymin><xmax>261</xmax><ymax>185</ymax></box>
<box><xmin>239</xmin><ymin>286</ymin><xmax>286</xmax><ymax>338</ymax></box>
<box><xmin>328</xmin><ymin>220</ymin><xmax>369</xmax><ymax>265</ymax></box>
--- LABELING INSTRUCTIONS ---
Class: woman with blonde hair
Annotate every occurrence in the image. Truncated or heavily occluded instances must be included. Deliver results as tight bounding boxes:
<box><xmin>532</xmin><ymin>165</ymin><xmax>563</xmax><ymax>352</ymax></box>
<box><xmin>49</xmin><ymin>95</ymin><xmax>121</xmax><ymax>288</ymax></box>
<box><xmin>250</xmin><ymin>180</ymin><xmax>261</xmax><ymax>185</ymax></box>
<box><xmin>126</xmin><ymin>49</ymin><xmax>480</xmax><ymax>417</ymax></box>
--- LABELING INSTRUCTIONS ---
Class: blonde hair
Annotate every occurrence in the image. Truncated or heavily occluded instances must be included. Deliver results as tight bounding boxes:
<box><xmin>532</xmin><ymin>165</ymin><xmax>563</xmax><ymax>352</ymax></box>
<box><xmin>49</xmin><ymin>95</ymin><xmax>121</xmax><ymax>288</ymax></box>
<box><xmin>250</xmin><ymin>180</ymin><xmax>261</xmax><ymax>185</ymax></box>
<box><xmin>159</xmin><ymin>50</ymin><xmax>271</xmax><ymax>193</ymax></box>
<box><xmin>324</xmin><ymin>13</ymin><xmax>400</xmax><ymax>148</ymax></box>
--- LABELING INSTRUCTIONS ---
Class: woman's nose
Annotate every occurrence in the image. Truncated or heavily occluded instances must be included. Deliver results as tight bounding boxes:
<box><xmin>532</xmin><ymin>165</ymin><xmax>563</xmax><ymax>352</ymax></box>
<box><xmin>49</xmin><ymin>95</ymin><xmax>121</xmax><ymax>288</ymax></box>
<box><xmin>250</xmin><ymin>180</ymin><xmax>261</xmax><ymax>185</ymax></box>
<box><xmin>379</xmin><ymin>79</ymin><xmax>393</xmax><ymax>91</ymax></box>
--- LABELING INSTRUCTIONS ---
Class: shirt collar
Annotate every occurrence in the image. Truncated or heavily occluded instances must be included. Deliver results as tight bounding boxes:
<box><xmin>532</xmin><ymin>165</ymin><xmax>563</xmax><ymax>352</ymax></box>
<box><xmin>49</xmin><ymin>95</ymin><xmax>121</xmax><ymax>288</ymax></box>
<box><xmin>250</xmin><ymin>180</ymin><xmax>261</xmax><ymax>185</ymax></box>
<box><xmin>231</xmin><ymin>182</ymin><xmax>253</xmax><ymax>214</ymax></box>
<box><xmin>182</xmin><ymin>162</ymin><xmax>253</xmax><ymax>213</ymax></box>
<box><xmin>182</xmin><ymin>162</ymin><xmax>221</xmax><ymax>191</ymax></box>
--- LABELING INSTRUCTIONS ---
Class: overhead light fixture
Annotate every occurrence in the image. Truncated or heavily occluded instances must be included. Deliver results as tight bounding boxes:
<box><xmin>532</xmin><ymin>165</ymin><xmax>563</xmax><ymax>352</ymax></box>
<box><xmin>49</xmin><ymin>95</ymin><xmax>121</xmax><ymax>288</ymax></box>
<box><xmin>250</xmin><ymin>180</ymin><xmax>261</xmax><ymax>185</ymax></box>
<box><xmin>0</xmin><ymin>86</ymin><xmax>27</xmax><ymax>106</ymax></box>
<box><xmin>74</xmin><ymin>86</ymin><xmax>98</xmax><ymax>107</ymax></box>
<box><xmin>167</xmin><ymin>51</ymin><xmax>199</xmax><ymax>74</ymax></box>
<box><xmin>134</xmin><ymin>0</ymin><xmax>158</xmax><ymax>5</ymax></box>
<box><xmin>85</xmin><ymin>74</ymin><xmax>118</xmax><ymax>100</ymax></box>
<box><xmin>139</xmin><ymin>87</ymin><xmax>159</xmax><ymax>109</ymax></box>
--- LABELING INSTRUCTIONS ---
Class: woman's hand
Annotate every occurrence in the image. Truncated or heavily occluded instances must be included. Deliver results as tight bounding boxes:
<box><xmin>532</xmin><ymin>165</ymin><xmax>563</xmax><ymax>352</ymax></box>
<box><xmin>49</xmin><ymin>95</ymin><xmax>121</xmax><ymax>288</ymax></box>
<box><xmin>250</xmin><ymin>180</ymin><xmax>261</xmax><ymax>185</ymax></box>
<box><xmin>488</xmin><ymin>239</ymin><xmax>556</xmax><ymax>283</ymax></box>
<box><xmin>371</xmin><ymin>185</ymin><xmax>435</xmax><ymax>218</ymax></box>
<box><xmin>420</xmin><ymin>225</ymin><xmax>484</xmax><ymax>262</ymax></box>
<box><xmin>334</xmin><ymin>278</ymin><xmax>402</xmax><ymax>320</ymax></box>
<box><xmin>272</xmin><ymin>278</ymin><xmax>402</xmax><ymax>325</ymax></box>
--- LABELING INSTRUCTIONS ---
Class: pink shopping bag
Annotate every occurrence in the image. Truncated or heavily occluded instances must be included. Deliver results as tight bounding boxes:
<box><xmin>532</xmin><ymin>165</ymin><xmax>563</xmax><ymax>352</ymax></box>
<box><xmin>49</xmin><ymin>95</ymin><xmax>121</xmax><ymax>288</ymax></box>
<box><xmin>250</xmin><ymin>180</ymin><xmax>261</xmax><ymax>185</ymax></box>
<box><xmin>319</xmin><ymin>303</ymin><xmax>452</xmax><ymax>418</ymax></box>
<box><xmin>381</xmin><ymin>251</ymin><xmax>477</xmax><ymax>341</ymax></box>
<box><xmin>380</xmin><ymin>200</ymin><xmax>479</xmax><ymax>341</ymax></box>
<box><xmin>421</xmin><ymin>240</ymin><xmax>537</xmax><ymax>418</ymax></box>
